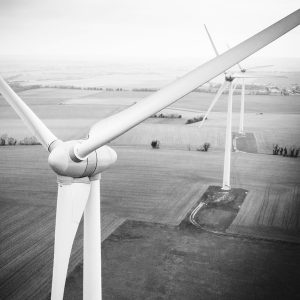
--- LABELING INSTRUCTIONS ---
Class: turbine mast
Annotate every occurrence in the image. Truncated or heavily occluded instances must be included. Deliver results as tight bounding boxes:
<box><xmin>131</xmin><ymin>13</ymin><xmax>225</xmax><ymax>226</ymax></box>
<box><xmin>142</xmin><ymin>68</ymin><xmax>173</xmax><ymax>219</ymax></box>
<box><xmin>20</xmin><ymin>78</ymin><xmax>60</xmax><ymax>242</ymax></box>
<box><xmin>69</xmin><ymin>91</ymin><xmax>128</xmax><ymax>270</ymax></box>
<box><xmin>239</xmin><ymin>78</ymin><xmax>246</xmax><ymax>134</ymax></box>
<box><xmin>84</xmin><ymin>176</ymin><xmax>102</xmax><ymax>300</ymax></box>
<box><xmin>222</xmin><ymin>80</ymin><xmax>234</xmax><ymax>190</ymax></box>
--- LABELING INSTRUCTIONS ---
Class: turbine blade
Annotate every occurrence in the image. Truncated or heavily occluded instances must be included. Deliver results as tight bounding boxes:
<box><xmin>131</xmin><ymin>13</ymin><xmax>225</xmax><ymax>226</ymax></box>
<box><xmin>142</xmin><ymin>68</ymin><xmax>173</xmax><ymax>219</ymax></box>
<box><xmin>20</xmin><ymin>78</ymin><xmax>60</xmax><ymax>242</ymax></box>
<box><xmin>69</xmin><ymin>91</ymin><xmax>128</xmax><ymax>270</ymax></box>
<box><xmin>0</xmin><ymin>76</ymin><xmax>58</xmax><ymax>151</ymax></box>
<box><xmin>204</xmin><ymin>24</ymin><xmax>220</xmax><ymax>56</ymax></box>
<box><xmin>51</xmin><ymin>178</ymin><xmax>91</xmax><ymax>300</ymax></box>
<box><xmin>74</xmin><ymin>9</ymin><xmax>300</xmax><ymax>160</ymax></box>
<box><xmin>245</xmin><ymin>64</ymin><xmax>273</xmax><ymax>71</ymax></box>
<box><xmin>199</xmin><ymin>81</ymin><xmax>229</xmax><ymax>128</ymax></box>
<box><xmin>231</xmin><ymin>72</ymin><xmax>287</xmax><ymax>78</ymax></box>
<box><xmin>226</xmin><ymin>43</ymin><xmax>244</xmax><ymax>71</ymax></box>
<box><xmin>232</xmin><ymin>81</ymin><xmax>238</xmax><ymax>92</ymax></box>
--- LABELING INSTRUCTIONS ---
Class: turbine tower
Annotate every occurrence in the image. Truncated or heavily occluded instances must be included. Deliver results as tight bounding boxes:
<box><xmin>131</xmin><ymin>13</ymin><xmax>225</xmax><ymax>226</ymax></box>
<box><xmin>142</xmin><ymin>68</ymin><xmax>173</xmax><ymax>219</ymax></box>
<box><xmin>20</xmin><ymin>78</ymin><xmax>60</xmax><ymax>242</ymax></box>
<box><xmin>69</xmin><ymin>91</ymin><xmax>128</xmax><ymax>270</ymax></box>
<box><xmin>0</xmin><ymin>9</ymin><xmax>299</xmax><ymax>300</ymax></box>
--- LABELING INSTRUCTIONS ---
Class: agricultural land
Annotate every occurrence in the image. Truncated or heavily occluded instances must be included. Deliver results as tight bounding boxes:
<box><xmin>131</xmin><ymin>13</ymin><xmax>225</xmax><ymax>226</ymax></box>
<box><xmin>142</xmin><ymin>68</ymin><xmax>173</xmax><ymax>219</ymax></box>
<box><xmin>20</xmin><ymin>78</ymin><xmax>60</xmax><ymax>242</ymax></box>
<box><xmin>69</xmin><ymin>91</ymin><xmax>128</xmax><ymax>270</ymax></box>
<box><xmin>0</xmin><ymin>87</ymin><xmax>299</xmax><ymax>299</ymax></box>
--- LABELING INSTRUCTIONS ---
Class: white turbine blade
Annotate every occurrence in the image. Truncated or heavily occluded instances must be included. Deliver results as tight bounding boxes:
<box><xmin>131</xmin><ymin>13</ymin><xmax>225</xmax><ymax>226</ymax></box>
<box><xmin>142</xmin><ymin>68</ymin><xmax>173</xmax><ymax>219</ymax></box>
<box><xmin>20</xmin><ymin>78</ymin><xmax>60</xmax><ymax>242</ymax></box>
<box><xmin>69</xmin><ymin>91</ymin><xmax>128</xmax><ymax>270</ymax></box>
<box><xmin>245</xmin><ymin>64</ymin><xmax>273</xmax><ymax>71</ymax></box>
<box><xmin>226</xmin><ymin>43</ymin><xmax>244</xmax><ymax>71</ymax></box>
<box><xmin>199</xmin><ymin>80</ymin><xmax>229</xmax><ymax>128</ymax></box>
<box><xmin>74</xmin><ymin>9</ymin><xmax>300</xmax><ymax>160</ymax></box>
<box><xmin>231</xmin><ymin>72</ymin><xmax>287</xmax><ymax>79</ymax></box>
<box><xmin>51</xmin><ymin>179</ymin><xmax>91</xmax><ymax>300</ymax></box>
<box><xmin>232</xmin><ymin>81</ymin><xmax>238</xmax><ymax>92</ymax></box>
<box><xmin>0</xmin><ymin>76</ymin><xmax>57</xmax><ymax>151</ymax></box>
<box><xmin>204</xmin><ymin>24</ymin><xmax>220</xmax><ymax>56</ymax></box>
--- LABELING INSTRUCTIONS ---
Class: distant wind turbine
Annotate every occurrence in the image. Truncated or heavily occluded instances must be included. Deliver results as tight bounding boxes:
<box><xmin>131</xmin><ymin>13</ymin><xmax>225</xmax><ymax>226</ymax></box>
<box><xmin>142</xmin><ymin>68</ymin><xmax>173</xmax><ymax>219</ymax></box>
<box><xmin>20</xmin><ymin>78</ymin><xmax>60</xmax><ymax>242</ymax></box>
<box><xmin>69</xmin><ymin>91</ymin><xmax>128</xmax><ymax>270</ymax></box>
<box><xmin>203</xmin><ymin>24</ymin><xmax>275</xmax><ymax>134</ymax></box>
<box><xmin>202</xmin><ymin>24</ymin><xmax>286</xmax><ymax>190</ymax></box>
<box><xmin>224</xmin><ymin>46</ymin><xmax>274</xmax><ymax>134</ymax></box>
<box><xmin>0</xmin><ymin>9</ymin><xmax>299</xmax><ymax>300</ymax></box>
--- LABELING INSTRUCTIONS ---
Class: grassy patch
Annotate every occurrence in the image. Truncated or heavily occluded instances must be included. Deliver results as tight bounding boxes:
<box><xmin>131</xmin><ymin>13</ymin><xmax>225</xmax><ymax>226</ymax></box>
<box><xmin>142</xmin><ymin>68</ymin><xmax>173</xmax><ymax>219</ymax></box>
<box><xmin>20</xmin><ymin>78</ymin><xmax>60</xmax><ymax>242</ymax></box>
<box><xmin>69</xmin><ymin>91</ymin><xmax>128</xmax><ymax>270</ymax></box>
<box><xmin>189</xmin><ymin>185</ymin><xmax>248</xmax><ymax>232</ymax></box>
<box><xmin>233</xmin><ymin>132</ymin><xmax>258</xmax><ymax>153</ymax></box>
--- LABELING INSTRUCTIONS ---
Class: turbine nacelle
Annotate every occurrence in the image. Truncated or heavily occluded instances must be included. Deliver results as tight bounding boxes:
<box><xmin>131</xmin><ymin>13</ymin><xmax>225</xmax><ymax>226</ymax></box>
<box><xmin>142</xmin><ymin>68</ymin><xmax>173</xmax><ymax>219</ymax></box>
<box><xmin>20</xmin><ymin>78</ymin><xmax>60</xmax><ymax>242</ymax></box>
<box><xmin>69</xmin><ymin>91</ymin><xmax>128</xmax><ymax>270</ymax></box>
<box><xmin>224</xmin><ymin>73</ymin><xmax>235</xmax><ymax>82</ymax></box>
<box><xmin>48</xmin><ymin>140</ymin><xmax>117</xmax><ymax>178</ymax></box>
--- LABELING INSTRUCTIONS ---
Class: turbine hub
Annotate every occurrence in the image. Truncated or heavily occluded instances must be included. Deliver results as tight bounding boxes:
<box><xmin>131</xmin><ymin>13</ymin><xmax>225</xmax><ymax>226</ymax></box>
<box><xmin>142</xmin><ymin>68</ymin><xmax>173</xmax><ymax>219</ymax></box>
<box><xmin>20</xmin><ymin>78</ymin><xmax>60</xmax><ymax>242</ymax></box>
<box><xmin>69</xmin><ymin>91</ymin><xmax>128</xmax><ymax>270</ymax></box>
<box><xmin>48</xmin><ymin>140</ymin><xmax>117</xmax><ymax>178</ymax></box>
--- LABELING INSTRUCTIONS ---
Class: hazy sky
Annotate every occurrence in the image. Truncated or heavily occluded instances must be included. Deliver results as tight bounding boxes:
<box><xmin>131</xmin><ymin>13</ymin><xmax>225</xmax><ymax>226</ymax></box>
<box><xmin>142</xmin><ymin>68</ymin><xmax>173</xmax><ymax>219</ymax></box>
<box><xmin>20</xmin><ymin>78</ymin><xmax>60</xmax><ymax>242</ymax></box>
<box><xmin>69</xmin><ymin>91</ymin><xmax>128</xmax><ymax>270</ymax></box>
<box><xmin>0</xmin><ymin>0</ymin><xmax>299</xmax><ymax>61</ymax></box>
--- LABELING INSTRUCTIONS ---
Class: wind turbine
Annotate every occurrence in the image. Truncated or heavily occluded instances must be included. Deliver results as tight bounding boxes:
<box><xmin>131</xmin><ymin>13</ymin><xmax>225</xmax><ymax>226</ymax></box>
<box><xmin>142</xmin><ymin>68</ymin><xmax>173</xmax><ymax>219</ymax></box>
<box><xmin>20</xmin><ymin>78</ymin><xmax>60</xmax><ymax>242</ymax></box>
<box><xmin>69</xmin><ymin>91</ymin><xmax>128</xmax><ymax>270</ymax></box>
<box><xmin>201</xmin><ymin>25</ymin><xmax>286</xmax><ymax>190</ymax></box>
<box><xmin>201</xmin><ymin>24</ymin><xmax>250</xmax><ymax>190</ymax></box>
<box><xmin>229</xmin><ymin>59</ymin><xmax>279</xmax><ymax>134</ymax></box>
<box><xmin>234</xmin><ymin>64</ymin><xmax>273</xmax><ymax>134</ymax></box>
<box><xmin>0</xmin><ymin>9</ymin><xmax>299</xmax><ymax>300</ymax></box>
<box><xmin>203</xmin><ymin>25</ymin><xmax>286</xmax><ymax>134</ymax></box>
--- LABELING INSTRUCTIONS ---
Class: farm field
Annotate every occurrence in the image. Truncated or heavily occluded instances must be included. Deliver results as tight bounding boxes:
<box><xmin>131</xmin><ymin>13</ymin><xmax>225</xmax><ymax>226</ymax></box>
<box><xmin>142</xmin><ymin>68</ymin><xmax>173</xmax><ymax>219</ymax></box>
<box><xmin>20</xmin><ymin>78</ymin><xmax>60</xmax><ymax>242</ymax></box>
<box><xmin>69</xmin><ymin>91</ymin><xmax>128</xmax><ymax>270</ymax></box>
<box><xmin>65</xmin><ymin>221</ymin><xmax>300</xmax><ymax>300</ymax></box>
<box><xmin>172</xmin><ymin>92</ymin><xmax>300</xmax><ymax>114</ymax></box>
<box><xmin>0</xmin><ymin>146</ymin><xmax>209</xmax><ymax>299</ymax></box>
<box><xmin>229</xmin><ymin>184</ymin><xmax>300</xmax><ymax>242</ymax></box>
<box><xmin>0</xmin><ymin>87</ymin><xmax>300</xmax><ymax>299</ymax></box>
<box><xmin>3</xmin><ymin>88</ymin><xmax>300</xmax><ymax>114</ymax></box>
<box><xmin>111</xmin><ymin>124</ymin><xmax>226</xmax><ymax>150</ymax></box>
<box><xmin>0</xmin><ymin>145</ymin><xmax>300</xmax><ymax>298</ymax></box>
<box><xmin>254</xmin><ymin>128</ymin><xmax>300</xmax><ymax>154</ymax></box>
<box><xmin>0</xmin><ymin>202</ymin><xmax>123</xmax><ymax>300</ymax></box>
<box><xmin>1</xmin><ymin>88</ymin><xmax>300</xmax><ymax>153</ymax></box>
<box><xmin>1</xmin><ymin>112</ymin><xmax>299</xmax><ymax>153</ymax></box>
<box><xmin>0</xmin><ymin>88</ymin><xmax>100</xmax><ymax>107</ymax></box>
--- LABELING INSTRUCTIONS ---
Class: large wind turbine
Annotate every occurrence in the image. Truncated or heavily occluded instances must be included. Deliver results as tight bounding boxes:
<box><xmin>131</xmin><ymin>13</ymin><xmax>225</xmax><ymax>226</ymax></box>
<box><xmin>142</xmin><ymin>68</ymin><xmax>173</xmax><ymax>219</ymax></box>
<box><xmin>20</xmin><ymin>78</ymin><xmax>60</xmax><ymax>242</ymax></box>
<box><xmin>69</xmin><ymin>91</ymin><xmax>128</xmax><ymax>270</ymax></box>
<box><xmin>0</xmin><ymin>9</ymin><xmax>299</xmax><ymax>300</ymax></box>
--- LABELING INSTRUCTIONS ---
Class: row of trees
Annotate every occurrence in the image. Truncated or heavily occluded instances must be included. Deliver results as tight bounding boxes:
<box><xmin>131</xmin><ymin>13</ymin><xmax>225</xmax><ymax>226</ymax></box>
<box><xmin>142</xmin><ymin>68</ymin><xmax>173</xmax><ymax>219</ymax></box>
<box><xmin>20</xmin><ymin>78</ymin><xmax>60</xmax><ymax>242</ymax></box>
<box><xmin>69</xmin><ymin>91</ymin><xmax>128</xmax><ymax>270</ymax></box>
<box><xmin>0</xmin><ymin>134</ymin><xmax>17</xmax><ymax>145</ymax></box>
<box><xmin>186</xmin><ymin>116</ymin><xmax>207</xmax><ymax>124</ymax></box>
<box><xmin>151</xmin><ymin>140</ymin><xmax>210</xmax><ymax>152</ymax></box>
<box><xmin>151</xmin><ymin>113</ymin><xmax>182</xmax><ymax>119</ymax></box>
<box><xmin>0</xmin><ymin>134</ymin><xmax>41</xmax><ymax>146</ymax></box>
<box><xmin>8</xmin><ymin>81</ymin><xmax>292</xmax><ymax>96</ymax></box>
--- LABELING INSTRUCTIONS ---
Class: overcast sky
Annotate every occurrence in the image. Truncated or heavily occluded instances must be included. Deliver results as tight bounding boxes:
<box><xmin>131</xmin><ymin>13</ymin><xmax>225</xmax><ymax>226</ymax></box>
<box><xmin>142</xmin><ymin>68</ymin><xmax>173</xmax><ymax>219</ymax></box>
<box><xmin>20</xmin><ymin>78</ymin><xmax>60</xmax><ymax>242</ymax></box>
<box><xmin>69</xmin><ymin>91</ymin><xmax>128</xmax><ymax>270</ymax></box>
<box><xmin>0</xmin><ymin>0</ymin><xmax>299</xmax><ymax>61</ymax></box>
